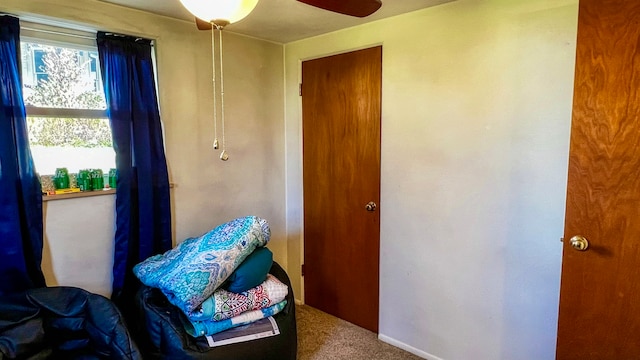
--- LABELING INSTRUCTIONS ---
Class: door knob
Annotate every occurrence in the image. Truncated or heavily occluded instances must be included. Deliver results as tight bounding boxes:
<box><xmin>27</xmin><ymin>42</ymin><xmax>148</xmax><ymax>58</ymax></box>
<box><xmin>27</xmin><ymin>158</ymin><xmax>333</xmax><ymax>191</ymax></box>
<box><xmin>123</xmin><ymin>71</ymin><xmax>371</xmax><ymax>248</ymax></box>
<box><xmin>569</xmin><ymin>235</ymin><xmax>589</xmax><ymax>251</ymax></box>
<box><xmin>365</xmin><ymin>201</ymin><xmax>377</xmax><ymax>212</ymax></box>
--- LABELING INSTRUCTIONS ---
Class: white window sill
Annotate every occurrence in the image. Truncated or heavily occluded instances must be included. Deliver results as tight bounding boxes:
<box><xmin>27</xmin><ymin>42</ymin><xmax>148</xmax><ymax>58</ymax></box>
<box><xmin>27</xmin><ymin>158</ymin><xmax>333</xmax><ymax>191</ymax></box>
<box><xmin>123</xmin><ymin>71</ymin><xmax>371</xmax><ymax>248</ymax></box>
<box><xmin>43</xmin><ymin>188</ymin><xmax>115</xmax><ymax>202</ymax></box>
<box><xmin>42</xmin><ymin>183</ymin><xmax>175</xmax><ymax>202</ymax></box>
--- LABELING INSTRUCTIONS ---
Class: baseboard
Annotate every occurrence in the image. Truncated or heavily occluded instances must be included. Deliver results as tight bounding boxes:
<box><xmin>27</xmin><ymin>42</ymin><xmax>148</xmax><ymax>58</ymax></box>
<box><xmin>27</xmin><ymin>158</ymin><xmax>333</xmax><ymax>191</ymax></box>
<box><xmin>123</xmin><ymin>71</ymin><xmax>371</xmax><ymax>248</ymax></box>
<box><xmin>378</xmin><ymin>334</ymin><xmax>445</xmax><ymax>360</ymax></box>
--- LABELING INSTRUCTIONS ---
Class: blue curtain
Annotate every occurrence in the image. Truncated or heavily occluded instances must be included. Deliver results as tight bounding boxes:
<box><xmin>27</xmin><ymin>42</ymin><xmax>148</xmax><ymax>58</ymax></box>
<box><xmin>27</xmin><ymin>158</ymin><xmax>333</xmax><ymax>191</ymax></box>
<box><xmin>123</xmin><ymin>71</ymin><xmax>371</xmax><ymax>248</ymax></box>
<box><xmin>0</xmin><ymin>15</ymin><xmax>45</xmax><ymax>295</ymax></box>
<box><xmin>97</xmin><ymin>32</ymin><xmax>172</xmax><ymax>303</ymax></box>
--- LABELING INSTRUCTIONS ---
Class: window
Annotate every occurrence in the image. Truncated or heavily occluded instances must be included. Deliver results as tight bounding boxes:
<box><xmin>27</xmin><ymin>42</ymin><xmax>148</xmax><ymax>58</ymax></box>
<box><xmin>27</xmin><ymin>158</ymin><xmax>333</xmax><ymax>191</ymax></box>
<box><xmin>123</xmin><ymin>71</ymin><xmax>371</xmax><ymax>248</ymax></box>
<box><xmin>19</xmin><ymin>24</ymin><xmax>115</xmax><ymax>180</ymax></box>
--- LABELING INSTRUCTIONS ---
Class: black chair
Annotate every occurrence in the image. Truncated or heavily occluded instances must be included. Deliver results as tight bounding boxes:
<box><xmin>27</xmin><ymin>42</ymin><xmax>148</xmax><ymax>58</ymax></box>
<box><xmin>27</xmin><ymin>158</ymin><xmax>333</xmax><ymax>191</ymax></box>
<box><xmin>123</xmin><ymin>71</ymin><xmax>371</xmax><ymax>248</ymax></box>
<box><xmin>0</xmin><ymin>286</ymin><xmax>141</xmax><ymax>359</ymax></box>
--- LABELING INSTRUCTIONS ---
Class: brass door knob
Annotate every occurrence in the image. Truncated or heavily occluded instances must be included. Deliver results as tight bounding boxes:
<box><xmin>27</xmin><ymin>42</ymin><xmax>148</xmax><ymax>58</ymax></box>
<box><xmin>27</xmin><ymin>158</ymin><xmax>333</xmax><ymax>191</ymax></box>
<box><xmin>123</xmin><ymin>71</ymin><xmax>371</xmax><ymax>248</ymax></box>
<box><xmin>365</xmin><ymin>201</ymin><xmax>377</xmax><ymax>212</ymax></box>
<box><xmin>569</xmin><ymin>235</ymin><xmax>589</xmax><ymax>251</ymax></box>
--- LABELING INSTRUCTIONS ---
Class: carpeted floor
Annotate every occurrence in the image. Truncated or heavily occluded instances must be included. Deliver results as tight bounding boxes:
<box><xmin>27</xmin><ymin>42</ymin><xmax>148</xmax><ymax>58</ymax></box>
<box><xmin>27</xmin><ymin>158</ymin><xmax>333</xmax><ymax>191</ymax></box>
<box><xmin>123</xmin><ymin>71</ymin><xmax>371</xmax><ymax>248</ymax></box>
<box><xmin>296</xmin><ymin>304</ymin><xmax>423</xmax><ymax>360</ymax></box>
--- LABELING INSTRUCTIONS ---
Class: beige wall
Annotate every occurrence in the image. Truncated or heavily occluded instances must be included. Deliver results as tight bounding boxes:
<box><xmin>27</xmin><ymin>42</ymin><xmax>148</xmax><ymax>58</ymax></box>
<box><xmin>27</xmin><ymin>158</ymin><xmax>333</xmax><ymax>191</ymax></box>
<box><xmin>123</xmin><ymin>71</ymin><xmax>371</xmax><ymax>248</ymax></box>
<box><xmin>42</xmin><ymin>196</ymin><xmax>116</xmax><ymax>296</ymax></box>
<box><xmin>1</xmin><ymin>0</ymin><xmax>286</xmax><ymax>297</ymax></box>
<box><xmin>2</xmin><ymin>0</ymin><xmax>581</xmax><ymax>358</ymax></box>
<box><xmin>284</xmin><ymin>1</ymin><xmax>578</xmax><ymax>359</ymax></box>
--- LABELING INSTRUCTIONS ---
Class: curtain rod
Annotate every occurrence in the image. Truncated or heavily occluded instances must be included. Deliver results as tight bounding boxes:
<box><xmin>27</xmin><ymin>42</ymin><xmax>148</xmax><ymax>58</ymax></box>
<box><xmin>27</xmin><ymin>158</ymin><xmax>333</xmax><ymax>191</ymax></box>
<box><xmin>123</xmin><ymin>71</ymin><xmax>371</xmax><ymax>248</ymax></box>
<box><xmin>20</xmin><ymin>26</ymin><xmax>95</xmax><ymax>40</ymax></box>
<box><xmin>102</xmin><ymin>32</ymin><xmax>148</xmax><ymax>42</ymax></box>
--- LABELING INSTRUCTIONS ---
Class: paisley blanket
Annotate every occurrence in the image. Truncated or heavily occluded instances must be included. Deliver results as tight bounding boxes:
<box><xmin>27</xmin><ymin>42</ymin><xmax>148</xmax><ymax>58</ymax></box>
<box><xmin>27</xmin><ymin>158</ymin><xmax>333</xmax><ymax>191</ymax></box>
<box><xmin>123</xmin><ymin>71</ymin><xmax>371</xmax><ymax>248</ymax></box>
<box><xmin>133</xmin><ymin>216</ymin><xmax>270</xmax><ymax>314</ymax></box>
<box><xmin>183</xmin><ymin>300</ymin><xmax>288</xmax><ymax>337</ymax></box>
<box><xmin>188</xmin><ymin>274</ymin><xmax>288</xmax><ymax>322</ymax></box>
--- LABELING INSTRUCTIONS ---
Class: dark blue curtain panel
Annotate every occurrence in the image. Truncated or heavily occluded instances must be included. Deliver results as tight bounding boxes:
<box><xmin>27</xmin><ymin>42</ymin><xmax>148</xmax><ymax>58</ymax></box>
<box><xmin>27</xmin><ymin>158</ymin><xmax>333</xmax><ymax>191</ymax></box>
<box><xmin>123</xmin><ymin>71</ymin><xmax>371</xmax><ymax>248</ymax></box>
<box><xmin>97</xmin><ymin>32</ymin><xmax>172</xmax><ymax>303</ymax></box>
<box><xmin>0</xmin><ymin>15</ymin><xmax>45</xmax><ymax>295</ymax></box>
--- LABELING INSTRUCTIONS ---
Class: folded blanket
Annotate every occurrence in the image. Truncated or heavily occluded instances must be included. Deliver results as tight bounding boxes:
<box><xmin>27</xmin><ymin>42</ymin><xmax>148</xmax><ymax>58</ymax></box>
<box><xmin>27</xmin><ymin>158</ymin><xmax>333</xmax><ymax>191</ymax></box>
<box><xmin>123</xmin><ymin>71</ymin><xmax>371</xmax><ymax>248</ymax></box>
<box><xmin>188</xmin><ymin>274</ymin><xmax>288</xmax><ymax>322</ymax></box>
<box><xmin>133</xmin><ymin>216</ymin><xmax>270</xmax><ymax>314</ymax></box>
<box><xmin>183</xmin><ymin>300</ymin><xmax>288</xmax><ymax>337</ymax></box>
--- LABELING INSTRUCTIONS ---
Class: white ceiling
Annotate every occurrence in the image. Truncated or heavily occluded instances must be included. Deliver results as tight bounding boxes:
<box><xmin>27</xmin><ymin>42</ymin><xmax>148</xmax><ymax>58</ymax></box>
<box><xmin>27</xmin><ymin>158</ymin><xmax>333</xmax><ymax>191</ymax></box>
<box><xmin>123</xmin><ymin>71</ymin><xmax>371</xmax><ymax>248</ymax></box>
<box><xmin>100</xmin><ymin>0</ymin><xmax>454</xmax><ymax>43</ymax></box>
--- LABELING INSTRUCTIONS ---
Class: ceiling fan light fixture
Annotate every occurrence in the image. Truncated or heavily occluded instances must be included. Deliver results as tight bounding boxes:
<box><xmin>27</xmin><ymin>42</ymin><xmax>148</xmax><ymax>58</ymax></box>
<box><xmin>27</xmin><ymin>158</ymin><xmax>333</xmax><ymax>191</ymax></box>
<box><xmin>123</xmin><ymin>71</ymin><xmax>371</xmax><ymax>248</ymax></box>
<box><xmin>178</xmin><ymin>0</ymin><xmax>259</xmax><ymax>25</ymax></box>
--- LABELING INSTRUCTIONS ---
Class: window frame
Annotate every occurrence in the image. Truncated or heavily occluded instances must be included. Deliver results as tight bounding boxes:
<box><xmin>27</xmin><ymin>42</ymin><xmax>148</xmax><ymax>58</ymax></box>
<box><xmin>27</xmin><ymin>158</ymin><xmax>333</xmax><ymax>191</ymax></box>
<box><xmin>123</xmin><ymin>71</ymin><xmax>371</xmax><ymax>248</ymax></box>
<box><xmin>19</xmin><ymin>22</ymin><xmax>115</xmax><ymax>185</ymax></box>
<box><xmin>20</xmin><ymin>22</ymin><xmax>107</xmax><ymax>120</ymax></box>
<box><xmin>24</xmin><ymin>106</ymin><xmax>107</xmax><ymax>119</ymax></box>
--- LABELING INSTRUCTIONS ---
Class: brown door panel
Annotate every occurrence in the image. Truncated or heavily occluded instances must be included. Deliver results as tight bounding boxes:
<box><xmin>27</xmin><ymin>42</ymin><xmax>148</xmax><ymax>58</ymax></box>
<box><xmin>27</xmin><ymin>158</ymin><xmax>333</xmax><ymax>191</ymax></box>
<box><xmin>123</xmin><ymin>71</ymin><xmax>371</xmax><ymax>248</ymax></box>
<box><xmin>556</xmin><ymin>1</ymin><xmax>640</xmax><ymax>358</ymax></box>
<box><xmin>302</xmin><ymin>46</ymin><xmax>382</xmax><ymax>332</ymax></box>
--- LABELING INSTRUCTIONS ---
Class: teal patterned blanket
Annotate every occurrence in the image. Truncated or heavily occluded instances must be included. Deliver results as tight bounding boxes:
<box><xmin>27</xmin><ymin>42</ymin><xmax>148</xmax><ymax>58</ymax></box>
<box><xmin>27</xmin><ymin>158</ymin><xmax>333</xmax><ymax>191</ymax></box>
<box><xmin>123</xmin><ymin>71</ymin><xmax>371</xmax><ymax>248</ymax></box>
<box><xmin>133</xmin><ymin>216</ymin><xmax>270</xmax><ymax>314</ymax></box>
<box><xmin>183</xmin><ymin>300</ymin><xmax>287</xmax><ymax>337</ymax></box>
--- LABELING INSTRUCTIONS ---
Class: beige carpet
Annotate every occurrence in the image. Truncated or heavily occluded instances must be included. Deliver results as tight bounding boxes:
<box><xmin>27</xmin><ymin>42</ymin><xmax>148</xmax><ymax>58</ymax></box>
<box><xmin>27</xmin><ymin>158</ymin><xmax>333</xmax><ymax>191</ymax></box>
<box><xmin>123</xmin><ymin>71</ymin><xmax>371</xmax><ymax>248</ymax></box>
<box><xmin>296</xmin><ymin>305</ymin><xmax>423</xmax><ymax>360</ymax></box>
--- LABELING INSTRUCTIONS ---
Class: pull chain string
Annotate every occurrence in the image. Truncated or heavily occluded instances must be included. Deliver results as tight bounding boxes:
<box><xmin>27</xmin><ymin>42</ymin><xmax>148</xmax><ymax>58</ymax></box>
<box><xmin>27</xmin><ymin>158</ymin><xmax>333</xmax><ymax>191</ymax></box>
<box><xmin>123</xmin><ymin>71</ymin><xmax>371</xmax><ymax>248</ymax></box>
<box><xmin>211</xmin><ymin>25</ymin><xmax>219</xmax><ymax>150</ymax></box>
<box><xmin>218</xmin><ymin>28</ymin><xmax>227</xmax><ymax>156</ymax></box>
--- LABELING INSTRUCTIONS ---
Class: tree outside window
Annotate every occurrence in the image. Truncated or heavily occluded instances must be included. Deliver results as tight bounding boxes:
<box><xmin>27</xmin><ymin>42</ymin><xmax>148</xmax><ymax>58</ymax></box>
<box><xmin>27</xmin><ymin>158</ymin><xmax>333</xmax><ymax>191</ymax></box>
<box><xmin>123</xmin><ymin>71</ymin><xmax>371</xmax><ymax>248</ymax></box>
<box><xmin>20</xmin><ymin>41</ymin><xmax>115</xmax><ymax>176</ymax></box>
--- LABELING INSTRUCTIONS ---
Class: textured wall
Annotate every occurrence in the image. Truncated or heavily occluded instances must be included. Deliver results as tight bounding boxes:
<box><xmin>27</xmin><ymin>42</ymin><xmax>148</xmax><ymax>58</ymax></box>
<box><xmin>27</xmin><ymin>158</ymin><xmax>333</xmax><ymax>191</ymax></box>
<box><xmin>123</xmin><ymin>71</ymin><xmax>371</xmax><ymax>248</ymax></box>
<box><xmin>284</xmin><ymin>1</ymin><xmax>578</xmax><ymax>359</ymax></box>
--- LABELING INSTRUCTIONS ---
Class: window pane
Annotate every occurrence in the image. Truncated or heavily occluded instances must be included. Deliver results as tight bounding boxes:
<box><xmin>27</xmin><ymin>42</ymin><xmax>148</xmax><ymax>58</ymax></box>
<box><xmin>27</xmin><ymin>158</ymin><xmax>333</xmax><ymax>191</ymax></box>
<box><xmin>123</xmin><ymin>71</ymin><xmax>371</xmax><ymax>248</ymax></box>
<box><xmin>27</xmin><ymin>117</ymin><xmax>115</xmax><ymax>175</ymax></box>
<box><xmin>21</xmin><ymin>42</ymin><xmax>106</xmax><ymax>110</ymax></box>
<box><xmin>20</xmin><ymin>38</ymin><xmax>114</xmax><ymax>181</ymax></box>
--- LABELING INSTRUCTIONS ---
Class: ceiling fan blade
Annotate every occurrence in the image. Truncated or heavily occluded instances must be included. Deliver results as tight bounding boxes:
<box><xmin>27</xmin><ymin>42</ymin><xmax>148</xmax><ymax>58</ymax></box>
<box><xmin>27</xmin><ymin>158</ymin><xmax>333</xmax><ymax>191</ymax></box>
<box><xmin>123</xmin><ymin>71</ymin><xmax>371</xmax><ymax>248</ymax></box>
<box><xmin>195</xmin><ymin>17</ymin><xmax>212</xmax><ymax>30</ymax></box>
<box><xmin>298</xmin><ymin>0</ymin><xmax>382</xmax><ymax>18</ymax></box>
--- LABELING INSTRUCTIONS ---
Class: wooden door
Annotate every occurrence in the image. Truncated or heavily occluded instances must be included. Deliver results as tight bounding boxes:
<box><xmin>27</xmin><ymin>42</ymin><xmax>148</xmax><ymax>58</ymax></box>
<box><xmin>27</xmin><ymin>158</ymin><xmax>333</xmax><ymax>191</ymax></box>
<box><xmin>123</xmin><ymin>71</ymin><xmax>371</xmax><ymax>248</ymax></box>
<box><xmin>302</xmin><ymin>46</ymin><xmax>381</xmax><ymax>333</ymax></box>
<box><xmin>556</xmin><ymin>1</ymin><xmax>640</xmax><ymax>358</ymax></box>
